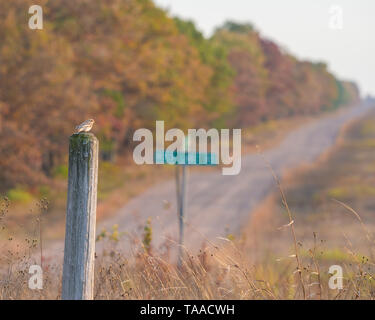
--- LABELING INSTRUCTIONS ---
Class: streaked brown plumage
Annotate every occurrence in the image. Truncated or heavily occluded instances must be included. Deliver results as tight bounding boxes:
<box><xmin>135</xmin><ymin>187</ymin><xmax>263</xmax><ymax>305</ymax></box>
<box><xmin>75</xmin><ymin>119</ymin><xmax>95</xmax><ymax>133</ymax></box>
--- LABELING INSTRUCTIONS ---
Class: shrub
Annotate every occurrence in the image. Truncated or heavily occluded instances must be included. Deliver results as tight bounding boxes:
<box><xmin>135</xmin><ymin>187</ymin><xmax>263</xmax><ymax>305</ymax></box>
<box><xmin>6</xmin><ymin>188</ymin><xmax>33</xmax><ymax>203</ymax></box>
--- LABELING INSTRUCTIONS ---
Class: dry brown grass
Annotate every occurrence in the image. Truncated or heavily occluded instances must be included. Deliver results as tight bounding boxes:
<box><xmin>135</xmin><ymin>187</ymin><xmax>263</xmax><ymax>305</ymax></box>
<box><xmin>1</xmin><ymin>200</ymin><xmax>375</xmax><ymax>300</ymax></box>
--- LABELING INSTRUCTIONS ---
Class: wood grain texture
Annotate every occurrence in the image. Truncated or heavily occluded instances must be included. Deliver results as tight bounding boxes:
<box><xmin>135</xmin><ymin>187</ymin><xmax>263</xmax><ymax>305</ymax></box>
<box><xmin>62</xmin><ymin>133</ymin><xmax>99</xmax><ymax>300</ymax></box>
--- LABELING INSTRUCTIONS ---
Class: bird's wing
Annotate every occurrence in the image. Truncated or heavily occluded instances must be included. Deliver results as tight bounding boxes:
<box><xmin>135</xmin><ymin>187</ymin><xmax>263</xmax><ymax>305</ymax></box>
<box><xmin>75</xmin><ymin>120</ymin><xmax>89</xmax><ymax>130</ymax></box>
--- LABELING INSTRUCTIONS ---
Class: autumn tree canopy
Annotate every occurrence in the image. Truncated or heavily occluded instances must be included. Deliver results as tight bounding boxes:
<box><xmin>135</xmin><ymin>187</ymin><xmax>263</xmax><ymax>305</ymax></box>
<box><xmin>0</xmin><ymin>0</ymin><xmax>360</xmax><ymax>191</ymax></box>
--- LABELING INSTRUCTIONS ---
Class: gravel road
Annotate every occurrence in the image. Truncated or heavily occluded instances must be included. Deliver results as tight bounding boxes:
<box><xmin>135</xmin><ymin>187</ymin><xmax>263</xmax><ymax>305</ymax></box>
<box><xmin>99</xmin><ymin>103</ymin><xmax>373</xmax><ymax>253</ymax></box>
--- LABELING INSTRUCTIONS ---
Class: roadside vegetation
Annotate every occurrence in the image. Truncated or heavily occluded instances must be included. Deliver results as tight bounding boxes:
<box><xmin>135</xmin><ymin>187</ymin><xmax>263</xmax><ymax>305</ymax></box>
<box><xmin>253</xmin><ymin>109</ymin><xmax>375</xmax><ymax>257</ymax></box>
<box><xmin>2</xmin><ymin>109</ymin><xmax>375</xmax><ymax>299</ymax></box>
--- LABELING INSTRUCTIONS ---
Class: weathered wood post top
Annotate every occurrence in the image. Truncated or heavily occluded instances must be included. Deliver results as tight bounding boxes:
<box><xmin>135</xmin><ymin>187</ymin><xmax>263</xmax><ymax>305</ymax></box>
<box><xmin>62</xmin><ymin>132</ymin><xmax>99</xmax><ymax>300</ymax></box>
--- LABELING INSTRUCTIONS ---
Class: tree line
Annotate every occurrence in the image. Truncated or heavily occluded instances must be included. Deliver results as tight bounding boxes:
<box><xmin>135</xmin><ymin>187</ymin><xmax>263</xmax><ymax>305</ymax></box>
<box><xmin>0</xmin><ymin>0</ymin><xmax>359</xmax><ymax>191</ymax></box>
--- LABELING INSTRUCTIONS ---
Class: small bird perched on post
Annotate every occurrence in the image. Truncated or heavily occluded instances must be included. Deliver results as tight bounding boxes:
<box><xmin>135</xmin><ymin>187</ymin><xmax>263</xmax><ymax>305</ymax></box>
<box><xmin>75</xmin><ymin>119</ymin><xmax>95</xmax><ymax>134</ymax></box>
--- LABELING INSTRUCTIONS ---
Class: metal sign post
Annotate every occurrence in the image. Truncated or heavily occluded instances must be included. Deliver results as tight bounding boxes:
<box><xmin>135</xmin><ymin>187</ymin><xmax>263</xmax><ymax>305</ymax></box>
<box><xmin>175</xmin><ymin>164</ymin><xmax>187</xmax><ymax>268</ymax></box>
<box><xmin>156</xmin><ymin>136</ymin><xmax>217</xmax><ymax>268</ymax></box>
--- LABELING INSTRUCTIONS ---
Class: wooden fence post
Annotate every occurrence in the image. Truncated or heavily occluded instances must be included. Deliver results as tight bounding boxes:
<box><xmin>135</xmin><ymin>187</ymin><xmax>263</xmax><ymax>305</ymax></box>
<box><xmin>62</xmin><ymin>133</ymin><xmax>99</xmax><ymax>300</ymax></box>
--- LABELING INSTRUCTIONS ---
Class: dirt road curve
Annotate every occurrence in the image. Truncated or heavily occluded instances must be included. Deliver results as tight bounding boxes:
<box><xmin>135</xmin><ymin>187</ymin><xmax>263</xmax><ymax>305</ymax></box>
<box><xmin>100</xmin><ymin>104</ymin><xmax>373</xmax><ymax>252</ymax></box>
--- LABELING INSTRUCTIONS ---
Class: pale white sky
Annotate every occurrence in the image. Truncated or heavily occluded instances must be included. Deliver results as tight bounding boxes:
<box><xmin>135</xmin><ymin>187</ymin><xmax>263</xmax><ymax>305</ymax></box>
<box><xmin>154</xmin><ymin>0</ymin><xmax>375</xmax><ymax>96</ymax></box>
